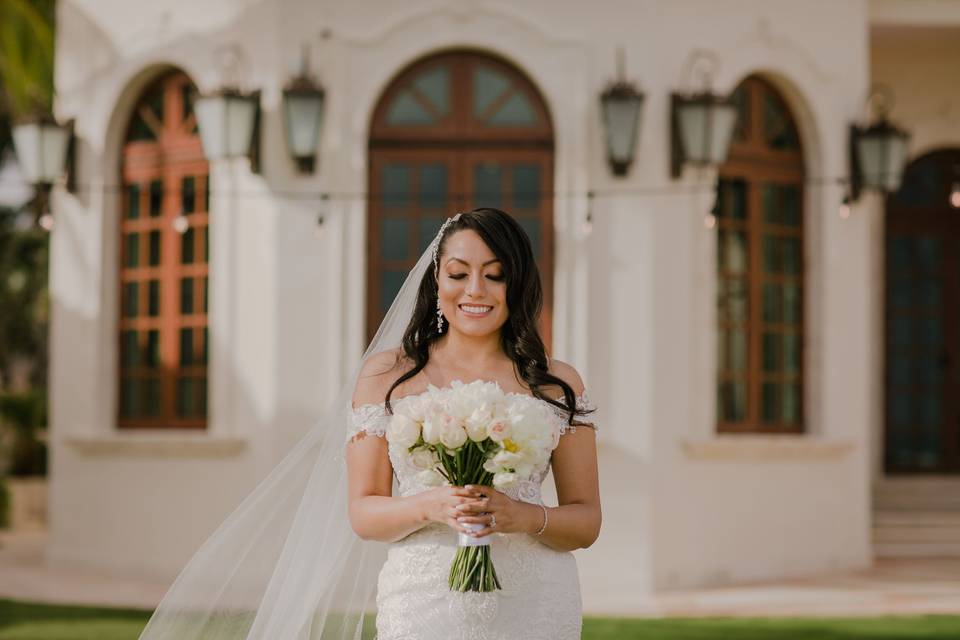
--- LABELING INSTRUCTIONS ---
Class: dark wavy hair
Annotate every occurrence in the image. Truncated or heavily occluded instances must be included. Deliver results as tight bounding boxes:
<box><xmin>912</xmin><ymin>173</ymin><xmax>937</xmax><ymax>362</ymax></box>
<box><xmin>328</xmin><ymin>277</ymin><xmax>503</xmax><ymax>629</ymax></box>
<box><xmin>382</xmin><ymin>207</ymin><xmax>592</xmax><ymax>427</ymax></box>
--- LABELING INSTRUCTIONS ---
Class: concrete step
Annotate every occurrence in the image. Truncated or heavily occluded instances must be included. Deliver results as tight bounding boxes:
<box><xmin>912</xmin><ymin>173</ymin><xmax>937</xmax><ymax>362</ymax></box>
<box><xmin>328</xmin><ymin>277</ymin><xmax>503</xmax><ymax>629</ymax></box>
<box><xmin>873</xmin><ymin>477</ymin><xmax>960</xmax><ymax>511</ymax></box>
<box><xmin>873</xmin><ymin>509</ymin><xmax>960</xmax><ymax>557</ymax></box>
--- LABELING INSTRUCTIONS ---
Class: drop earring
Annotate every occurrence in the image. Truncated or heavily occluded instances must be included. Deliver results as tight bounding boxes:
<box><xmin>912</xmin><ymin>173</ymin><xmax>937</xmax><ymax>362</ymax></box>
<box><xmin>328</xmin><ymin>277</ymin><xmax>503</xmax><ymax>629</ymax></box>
<box><xmin>436</xmin><ymin>297</ymin><xmax>445</xmax><ymax>332</ymax></box>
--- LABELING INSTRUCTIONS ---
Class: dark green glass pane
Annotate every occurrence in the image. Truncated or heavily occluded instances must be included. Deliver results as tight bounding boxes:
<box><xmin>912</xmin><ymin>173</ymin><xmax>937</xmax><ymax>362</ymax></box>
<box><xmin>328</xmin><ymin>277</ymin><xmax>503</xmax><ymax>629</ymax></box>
<box><xmin>124</xmin><ymin>282</ymin><xmax>139</xmax><ymax>317</ymax></box>
<box><xmin>145</xmin><ymin>330</ymin><xmax>159</xmax><ymax>368</ymax></box>
<box><xmin>719</xmin><ymin>328</ymin><xmax>748</xmax><ymax>372</ymax></box>
<box><xmin>762</xmin><ymin>332</ymin><xmax>780</xmax><ymax>372</ymax></box>
<box><xmin>474</xmin><ymin>164</ymin><xmax>502</xmax><ymax>208</ymax></box>
<box><xmin>381</xmin><ymin>218</ymin><xmax>410</xmax><ymax>261</ymax></box>
<box><xmin>201</xmin><ymin>327</ymin><xmax>208</xmax><ymax>365</ymax></box>
<box><xmin>782</xmin><ymin>383</ymin><xmax>801</xmax><ymax>425</ymax></box>
<box><xmin>419</xmin><ymin>216</ymin><xmax>445</xmax><ymax>255</ymax></box>
<box><xmin>784</xmin><ymin>333</ymin><xmax>801</xmax><ymax>374</ymax></box>
<box><xmin>513</xmin><ymin>165</ymin><xmax>540</xmax><ymax>210</ymax></box>
<box><xmin>148</xmin><ymin>230</ymin><xmax>161</xmax><ymax>266</ymax></box>
<box><xmin>763</xmin><ymin>282</ymin><xmax>781</xmax><ymax>322</ymax></box>
<box><xmin>182</xmin><ymin>84</ymin><xmax>197</xmax><ymax>131</ymax></box>
<box><xmin>761</xmin><ymin>382</ymin><xmax>779</xmax><ymax>423</ymax></box>
<box><xmin>412</xmin><ymin>66</ymin><xmax>449</xmax><ymax>116</ymax></box>
<box><xmin>919</xmin><ymin>315</ymin><xmax>942</xmax><ymax>347</ymax></box>
<box><xmin>181</xmin><ymin>227</ymin><xmax>195</xmax><ymax>264</ymax></box>
<box><xmin>717</xmin><ymin>380</ymin><xmax>747</xmax><ymax>421</ymax></box>
<box><xmin>888</xmin><ymin>392</ymin><xmax>910</xmax><ymax>427</ymax></box>
<box><xmin>382</xmin><ymin>164</ymin><xmax>411</xmax><ymax>208</ymax></box>
<box><xmin>182</xmin><ymin>176</ymin><xmax>196</xmax><ymax>214</ymax></box>
<box><xmin>920</xmin><ymin>281</ymin><xmax>941</xmax><ymax>308</ymax></box>
<box><xmin>517</xmin><ymin>217</ymin><xmax>541</xmax><ymax>257</ymax></box>
<box><xmin>716</xmin><ymin>178</ymin><xmax>747</xmax><ymax>220</ymax></box>
<box><xmin>126</xmin><ymin>184</ymin><xmax>140</xmax><ymax>219</ymax></box>
<box><xmin>121</xmin><ymin>330</ymin><xmax>139</xmax><ymax>368</ymax></box>
<box><xmin>782</xmin><ymin>281</ymin><xmax>801</xmax><ymax>323</ymax></box>
<box><xmin>120</xmin><ymin>377</ymin><xmax>139</xmax><ymax>417</ymax></box>
<box><xmin>889</xmin><ymin>314</ymin><xmax>913</xmax><ymax>348</ymax></box>
<box><xmin>148</xmin><ymin>280</ymin><xmax>160</xmax><ymax>316</ymax></box>
<box><xmin>386</xmin><ymin>90</ymin><xmax>435</xmax><ymax>125</ymax></box>
<box><xmin>380</xmin><ymin>270</ymin><xmax>406</xmax><ymax>314</ymax></box>
<box><xmin>180</xmin><ymin>328</ymin><xmax>194</xmax><ymax>366</ymax></box>
<box><xmin>919</xmin><ymin>393</ymin><xmax>941</xmax><ymax>428</ymax></box>
<box><xmin>202</xmin><ymin>276</ymin><xmax>208</xmax><ymax>312</ymax></box>
<box><xmin>717</xmin><ymin>278</ymin><xmax>748</xmax><ymax>323</ymax></box>
<box><xmin>783</xmin><ymin>238</ymin><xmax>801</xmax><ymax>275</ymax></box>
<box><xmin>125</xmin><ymin>233</ymin><xmax>140</xmax><ymax>268</ymax></box>
<box><xmin>762</xmin><ymin>91</ymin><xmax>799</xmax><ymax>150</ymax></box>
<box><xmin>143</xmin><ymin>377</ymin><xmax>161</xmax><ymax>417</ymax></box>
<box><xmin>204</xmin><ymin>175</ymin><xmax>210</xmax><ymax>212</ymax></box>
<box><xmin>176</xmin><ymin>376</ymin><xmax>194</xmax><ymax>417</ymax></box>
<box><xmin>718</xmin><ymin>230</ymin><xmax>747</xmax><ymax>273</ymax></box>
<box><xmin>763</xmin><ymin>235</ymin><xmax>781</xmax><ymax>273</ymax></box>
<box><xmin>198</xmin><ymin>376</ymin><xmax>208</xmax><ymax>415</ymax></box>
<box><xmin>782</xmin><ymin>185</ymin><xmax>801</xmax><ymax>226</ymax></box>
<box><xmin>203</xmin><ymin>225</ymin><xmax>209</xmax><ymax>262</ymax></box>
<box><xmin>488</xmin><ymin>92</ymin><xmax>536</xmax><ymax>126</ymax></box>
<box><xmin>419</xmin><ymin>164</ymin><xmax>447</xmax><ymax>210</ymax></box>
<box><xmin>892</xmin><ymin>155</ymin><xmax>942</xmax><ymax>207</ymax></box>
<box><xmin>474</xmin><ymin>66</ymin><xmax>510</xmax><ymax>117</ymax></box>
<box><xmin>149</xmin><ymin>180</ymin><xmax>162</xmax><ymax>217</ymax></box>
<box><xmin>762</xmin><ymin>184</ymin><xmax>780</xmax><ymax>224</ymax></box>
<box><xmin>181</xmin><ymin>277</ymin><xmax>194</xmax><ymax>314</ymax></box>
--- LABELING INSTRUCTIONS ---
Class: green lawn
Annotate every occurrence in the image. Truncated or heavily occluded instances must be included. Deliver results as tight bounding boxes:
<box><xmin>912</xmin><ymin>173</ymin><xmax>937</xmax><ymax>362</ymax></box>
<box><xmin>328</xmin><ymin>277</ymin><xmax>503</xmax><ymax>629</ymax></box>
<box><xmin>2</xmin><ymin>599</ymin><xmax>960</xmax><ymax>639</ymax></box>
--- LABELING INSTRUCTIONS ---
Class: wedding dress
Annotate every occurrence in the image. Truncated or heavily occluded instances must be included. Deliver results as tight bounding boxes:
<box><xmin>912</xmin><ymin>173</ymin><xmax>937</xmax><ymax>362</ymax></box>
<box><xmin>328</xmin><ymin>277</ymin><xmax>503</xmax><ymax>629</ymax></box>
<box><xmin>348</xmin><ymin>388</ymin><xmax>597</xmax><ymax>640</ymax></box>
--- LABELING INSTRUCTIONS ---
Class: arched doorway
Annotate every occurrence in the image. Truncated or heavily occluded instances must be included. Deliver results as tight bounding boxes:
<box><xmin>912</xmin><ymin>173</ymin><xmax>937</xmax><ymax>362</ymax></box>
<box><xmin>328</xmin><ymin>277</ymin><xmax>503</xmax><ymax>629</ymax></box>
<box><xmin>714</xmin><ymin>75</ymin><xmax>806</xmax><ymax>434</ymax></box>
<box><xmin>118</xmin><ymin>70</ymin><xmax>209</xmax><ymax>429</ymax></box>
<box><xmin>367</xmin><ymin>50</ymin><xmax>555</xmax><ymax>347</ymax></box>
<box><xmin>884</xmin><ymin>148</ymin><xmax>960</xmax><ymax>473</ymax></box>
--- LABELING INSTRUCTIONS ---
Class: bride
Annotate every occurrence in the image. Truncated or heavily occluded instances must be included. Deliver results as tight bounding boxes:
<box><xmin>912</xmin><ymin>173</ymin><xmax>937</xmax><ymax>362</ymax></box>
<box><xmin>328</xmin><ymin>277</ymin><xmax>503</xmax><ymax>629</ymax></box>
<box><xmin>137</xmin><ymin>207</ymin><xmax>600</xmax><ymax>640</ymax></box>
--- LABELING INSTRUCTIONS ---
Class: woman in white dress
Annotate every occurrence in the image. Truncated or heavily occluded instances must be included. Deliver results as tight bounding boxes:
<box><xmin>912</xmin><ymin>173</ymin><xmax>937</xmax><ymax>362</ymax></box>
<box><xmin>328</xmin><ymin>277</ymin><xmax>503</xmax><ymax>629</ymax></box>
<box><xmin>137</xmin><ymin>208</ymin><xmax>598</xmax><ymax>640</ymax></box>
<box><xmin>346</xmin><ymin>208</ymin><xmax>601</xmax><ymax>640</ymax></box>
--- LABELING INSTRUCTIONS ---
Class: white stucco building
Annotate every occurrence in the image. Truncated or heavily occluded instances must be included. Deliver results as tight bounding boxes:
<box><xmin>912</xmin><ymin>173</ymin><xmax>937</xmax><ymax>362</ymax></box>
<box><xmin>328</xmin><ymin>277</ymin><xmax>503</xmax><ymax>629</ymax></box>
<box><xmin>47</xmin><ymin>0</ymin><xmax>960</xmax><ymax>612</ymax></box>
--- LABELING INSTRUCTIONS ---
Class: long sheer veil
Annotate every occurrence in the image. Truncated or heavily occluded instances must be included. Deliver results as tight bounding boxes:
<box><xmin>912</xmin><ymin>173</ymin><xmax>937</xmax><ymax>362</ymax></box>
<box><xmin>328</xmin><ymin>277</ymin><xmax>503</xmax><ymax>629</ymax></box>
<box><xmin>138</xmin><ymin>230</ymin><xmax>440</xmax><ymax>639</ymax></box>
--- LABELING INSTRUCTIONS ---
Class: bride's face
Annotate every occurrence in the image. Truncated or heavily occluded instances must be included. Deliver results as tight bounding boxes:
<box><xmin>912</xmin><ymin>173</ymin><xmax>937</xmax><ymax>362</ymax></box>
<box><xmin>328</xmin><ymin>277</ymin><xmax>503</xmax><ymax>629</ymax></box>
<box><xmin>437</xmin><ymin>229</ymin><xmax>509</xmax><ymax>337</ymax></box>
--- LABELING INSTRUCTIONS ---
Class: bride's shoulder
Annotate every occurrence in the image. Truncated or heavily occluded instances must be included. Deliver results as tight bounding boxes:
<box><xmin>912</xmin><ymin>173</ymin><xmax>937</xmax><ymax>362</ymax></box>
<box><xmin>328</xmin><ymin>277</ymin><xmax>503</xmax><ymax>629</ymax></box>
<box><xmin>545</xmin><ymin>357</ymin><xmax>586</xmax><ymax>397</ymax></box>
<box><xmin>352</xmin><ymin>348</ymin><xmax>414</xmax><ymax>408</ymax></box>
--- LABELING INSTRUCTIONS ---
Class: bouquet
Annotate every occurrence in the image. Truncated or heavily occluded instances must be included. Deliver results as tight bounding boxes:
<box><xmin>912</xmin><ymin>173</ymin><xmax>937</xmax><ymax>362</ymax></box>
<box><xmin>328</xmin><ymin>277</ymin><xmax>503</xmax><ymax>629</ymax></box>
<box><xmin>387</xmin><ymin>379</ymin><xmax>557</xmax><ymax>592</ymax></box>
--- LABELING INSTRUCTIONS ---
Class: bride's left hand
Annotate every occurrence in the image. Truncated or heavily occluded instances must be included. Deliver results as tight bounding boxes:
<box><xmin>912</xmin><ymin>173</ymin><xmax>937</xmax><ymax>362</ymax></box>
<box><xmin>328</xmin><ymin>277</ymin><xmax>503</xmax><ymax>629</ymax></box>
<box><xmin>454</xmin><ymin>484</ymin><xmax>539</xmax><ymax>536</ymax></box>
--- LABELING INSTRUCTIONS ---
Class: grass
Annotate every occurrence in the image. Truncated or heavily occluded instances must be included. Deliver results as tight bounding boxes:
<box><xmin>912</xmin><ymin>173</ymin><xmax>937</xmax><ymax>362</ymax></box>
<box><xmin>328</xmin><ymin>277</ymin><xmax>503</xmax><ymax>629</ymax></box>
<box><xmin>1</xmin><ymin>599</ymin><xmax>960</xmax><ymax>639</ymax></box>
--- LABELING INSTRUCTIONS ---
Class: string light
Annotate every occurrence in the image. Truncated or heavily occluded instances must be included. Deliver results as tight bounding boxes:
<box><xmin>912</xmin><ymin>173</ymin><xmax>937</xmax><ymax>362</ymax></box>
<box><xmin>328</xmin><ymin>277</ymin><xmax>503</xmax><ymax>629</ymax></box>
<box><xmin>950</xmin><ymin>181</ymin><xmax>960</xmax><ymax>209</ymax></box>
<box><xmin>839</xmin><ymin>194</ymin><xmax>852</xmax><ymax>219</ymax></box>
<box><xmin>581</xmin><ymin>191</ymin><xmax>594</xmax><ymax>236</ymax></box>
<box><xmin>172</xmin><ymin>214</ymin><xmax>190</xmax><ymax>234</ymax></box>
<box><xmin>38</xmin><ymin>213</ymin><xmax>54</xmax><ymax>231</ymax></box>
<box><xmin>313</xmin><ymin>214</ymin><xmax>325</xmax><ymax>239</ymax></box>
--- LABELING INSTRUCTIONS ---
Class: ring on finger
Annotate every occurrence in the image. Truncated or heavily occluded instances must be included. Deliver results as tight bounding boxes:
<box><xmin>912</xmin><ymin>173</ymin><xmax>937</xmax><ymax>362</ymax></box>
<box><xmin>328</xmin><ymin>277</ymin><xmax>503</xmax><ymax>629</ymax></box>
<box><xmin>489</xmin><ymin>514</ymin><xmax>497</xmax><ymax>529</ymax></box>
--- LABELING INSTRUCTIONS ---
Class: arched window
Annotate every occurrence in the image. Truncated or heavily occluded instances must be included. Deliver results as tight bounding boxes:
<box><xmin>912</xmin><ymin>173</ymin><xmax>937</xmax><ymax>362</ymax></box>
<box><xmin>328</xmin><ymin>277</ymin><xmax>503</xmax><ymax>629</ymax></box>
<box><xmin>368</xmin><ymin>51</ymin><xmax>554</xmax><ymax>346</ymax></box>
<box><xmin>885</xmin><ymin>148</ymin><xmax>960</xmax><ymax>472</ymax></box>
<box><xmin>118</xmin><ymin>70</ymin><xmax>209</xmax><ymax>429</ymax></box>
<box><xmin>715</xmin><ymin>76</ymin><xmax>805</xmax><ymax>434</ymax></box>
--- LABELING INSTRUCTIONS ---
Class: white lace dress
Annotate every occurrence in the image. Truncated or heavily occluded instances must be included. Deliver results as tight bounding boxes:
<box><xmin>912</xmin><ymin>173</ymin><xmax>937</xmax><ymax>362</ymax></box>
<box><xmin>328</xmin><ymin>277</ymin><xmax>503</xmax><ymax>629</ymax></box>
<box><xmin>347</xmin><ymin>390</ymin><xmax>597</xmax><ymax>640</ymax></box>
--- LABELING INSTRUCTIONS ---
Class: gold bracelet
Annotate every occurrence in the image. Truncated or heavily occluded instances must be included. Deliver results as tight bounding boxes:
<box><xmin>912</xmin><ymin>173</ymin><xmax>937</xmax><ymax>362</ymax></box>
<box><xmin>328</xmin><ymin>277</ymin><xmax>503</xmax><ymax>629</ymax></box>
<box><xmin>534</xmin><ymin>504</ymin><xmax>548</xmax><ymax>536</ymax></box>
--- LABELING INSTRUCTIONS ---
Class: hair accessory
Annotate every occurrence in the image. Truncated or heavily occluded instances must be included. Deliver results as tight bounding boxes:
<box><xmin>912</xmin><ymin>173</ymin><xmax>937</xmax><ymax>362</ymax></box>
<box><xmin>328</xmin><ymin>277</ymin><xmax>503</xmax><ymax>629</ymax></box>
<box><xmin>534</xmin><ymin>504</ymin><xmax>548</xmax><ymax>536</ymax></box>
<box><xmin>432</xmin><ymin>213</ymin><xmax>462</xmax><ymax>276</ymax></box>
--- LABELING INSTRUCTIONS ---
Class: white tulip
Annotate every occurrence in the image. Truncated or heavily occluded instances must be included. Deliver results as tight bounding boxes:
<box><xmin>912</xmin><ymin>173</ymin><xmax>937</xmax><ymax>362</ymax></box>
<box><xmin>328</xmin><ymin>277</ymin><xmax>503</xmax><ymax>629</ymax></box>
<box><xmin>416</xmin><ymin>469</ymin><xmax>446</xmax><ymax>487</ymax></box>
<box><xmin>410</xmin><ymin>447</ymin><xmax>437</xmax><ymax>470</ymax></box>
<box><xmin>421</xmin><ymin>414</ymin><xmax>444</xmax><ymax>445</ymax></box>
<box><xmin>440</xmin><ymin>421</ymin><xmax>468</xmax><ymax>449</ymax></box>
<box><xmin>388</xmin><ymin>413</ymin><xmax>421</xmax><ymax>448</ymax></box>
<box><xmin>493</xmin><ymin>471</ymin><xmax>517</xmax><ymax>489</ymax></box>
<box><xmin>464</xmin><ymin>406</ymin><xmax>492</xmax><ymax>442</ymax></box>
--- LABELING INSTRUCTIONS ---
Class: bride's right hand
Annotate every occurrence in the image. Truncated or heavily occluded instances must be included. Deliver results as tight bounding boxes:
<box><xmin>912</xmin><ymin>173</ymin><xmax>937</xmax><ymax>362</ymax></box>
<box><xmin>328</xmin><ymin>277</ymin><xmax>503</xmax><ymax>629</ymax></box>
<box><xmin>417</xmin><ymin>486</ymin><xmax>483</xmax><ymax>534</ymax></box>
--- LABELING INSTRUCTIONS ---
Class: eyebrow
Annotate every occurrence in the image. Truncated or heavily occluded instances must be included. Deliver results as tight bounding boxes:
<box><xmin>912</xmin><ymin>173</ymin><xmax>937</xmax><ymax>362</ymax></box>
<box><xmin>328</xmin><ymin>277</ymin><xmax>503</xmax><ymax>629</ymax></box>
<box><xmin>446</xmin><ymin>257</ymin><xmax>501</xmax><ymax>267</ymax></box>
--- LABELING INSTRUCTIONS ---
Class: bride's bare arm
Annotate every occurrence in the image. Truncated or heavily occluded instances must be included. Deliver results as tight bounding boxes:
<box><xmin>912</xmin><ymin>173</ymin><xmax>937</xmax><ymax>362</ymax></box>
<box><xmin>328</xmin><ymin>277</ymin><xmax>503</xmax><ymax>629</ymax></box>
<box><xmin>346</xmin><ymin>350</ymin><xmax>480</xmax><ymax>542</ymax></box>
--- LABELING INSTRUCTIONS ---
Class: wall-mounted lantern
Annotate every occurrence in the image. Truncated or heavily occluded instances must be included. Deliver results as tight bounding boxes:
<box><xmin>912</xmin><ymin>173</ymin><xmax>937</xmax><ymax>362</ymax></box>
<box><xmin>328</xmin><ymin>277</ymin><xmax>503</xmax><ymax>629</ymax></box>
<box><xmin>282</xmin><ymin>57</ymin><xmax>325</xmax><ymax>174</ymax></box>
<box><xmin>599</xmin><ymin>48</ymin><xmax>644</xmax><ymax>177</ymax></box>
<box><xmin>849</xmin><ymin>85</ymin><xmax>910</xmax><ymax>200</ymax></box>
<box><xmin>194</xmin><ymin>88</ymin><xmax>259</xmax><ymax>161</ymax></box>
<box><xmin>12</xmin><ymin>112</ymin><xmax>73</xmax><ymax>230</ymax></box>
<box><xmin>670</xmin><ymin>50</ymin><xmax>738</xmax><ymax>178</ymax></box>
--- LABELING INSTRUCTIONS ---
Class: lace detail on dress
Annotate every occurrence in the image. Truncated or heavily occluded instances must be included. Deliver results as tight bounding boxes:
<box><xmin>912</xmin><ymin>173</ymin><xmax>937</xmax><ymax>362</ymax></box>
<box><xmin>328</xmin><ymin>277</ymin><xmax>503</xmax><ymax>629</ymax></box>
<box><xmin>346</xmin><ymin>402</ymin><xmax>390</xmax><ymax>443</ymax></box>
<box><xmin>548</xmin><ymin>390</ymin><xmax>598</xmax><ymax>436</ymax></box>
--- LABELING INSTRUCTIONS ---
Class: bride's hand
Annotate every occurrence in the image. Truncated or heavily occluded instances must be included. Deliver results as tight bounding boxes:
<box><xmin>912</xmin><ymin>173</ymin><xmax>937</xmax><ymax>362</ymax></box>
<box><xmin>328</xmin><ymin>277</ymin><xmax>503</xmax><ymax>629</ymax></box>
<box><xmin>417</xmin><ymin>486</ymin><xmax>486</xmax><ymax>535</ymax></box>
<box><xmin>455</xmin><ymin>485</ymin><xmax>542</xmax><ymax>537</ymax></box>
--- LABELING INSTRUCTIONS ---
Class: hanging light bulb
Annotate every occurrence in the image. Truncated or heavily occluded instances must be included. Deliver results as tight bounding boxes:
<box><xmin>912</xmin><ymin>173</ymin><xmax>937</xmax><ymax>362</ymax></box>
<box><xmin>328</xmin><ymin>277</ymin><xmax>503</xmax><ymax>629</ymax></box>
<box><xmin>38</xmin><ymin>213</ymin><xmax>54</xmax><ymax>231</ymax></box>
<box><xmin>313</xmin><ymin>214</ymin><xmax>325</xmax><ymax>239</ymax></box>
<box><xmin>172</xmin><ymin>214</ymin><xmax>190</xmax><ymax>234</ymax></box>
<box><xmin>950</xmin><ymin>181</ymin><xmax>960</xmax><ymax>209</ymax></box>
<box><xmin>581</xmin><ymin>191</ymin><xmax>595</xmax><ymax>236</ymax></box>
<box><xmin>704</xmin><ymin>213</ymin><xmax>717</xmax><ymax>229</ymax></box>
<box><xmin>839</xmin><ymin>194</ymin><xmax>852</xmax><ymax>219</ymax></box>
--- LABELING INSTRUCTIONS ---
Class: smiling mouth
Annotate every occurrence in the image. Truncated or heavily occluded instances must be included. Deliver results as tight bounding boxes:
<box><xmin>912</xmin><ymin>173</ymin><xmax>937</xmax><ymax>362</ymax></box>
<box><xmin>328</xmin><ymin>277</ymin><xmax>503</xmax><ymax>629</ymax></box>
<box><xmin>459</xmin><ymin>304</ymin><xmax>493</xmax><ymax>315</ymax></box>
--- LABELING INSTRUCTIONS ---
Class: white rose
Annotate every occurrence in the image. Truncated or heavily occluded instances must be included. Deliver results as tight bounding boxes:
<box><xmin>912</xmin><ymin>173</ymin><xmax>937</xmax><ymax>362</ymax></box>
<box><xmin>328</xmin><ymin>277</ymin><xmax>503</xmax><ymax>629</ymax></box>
<box><xmin>410</xmin><ymin>447</ymin><xmax>437</xmax><ymax>470</ymax></box>
<box><xmin>440</xmin><ymin>420</ymin><xmax>468</xmax><ymax>449</ymax></box>
<box><xmin>388</xmin><ymin>413</ymin><xmax>420</xmax><ymax>448</ymax></box>
<box><xmin>492</xmin><ymin>471</ymin><xmax>517</xmax><ymax>489</ymax></box>
<box><xmin>416</xmin><ymin>469</ymin><xmax>446</xmax><ymax>487</ymax></box>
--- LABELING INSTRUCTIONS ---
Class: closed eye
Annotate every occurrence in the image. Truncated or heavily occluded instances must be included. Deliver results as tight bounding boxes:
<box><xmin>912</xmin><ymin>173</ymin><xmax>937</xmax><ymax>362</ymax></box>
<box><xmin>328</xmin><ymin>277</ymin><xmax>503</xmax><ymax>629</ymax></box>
<box><xmin>449</xmin><ymin>274</ymin><xmax>505</xmax><ymax>281</ymax></box>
